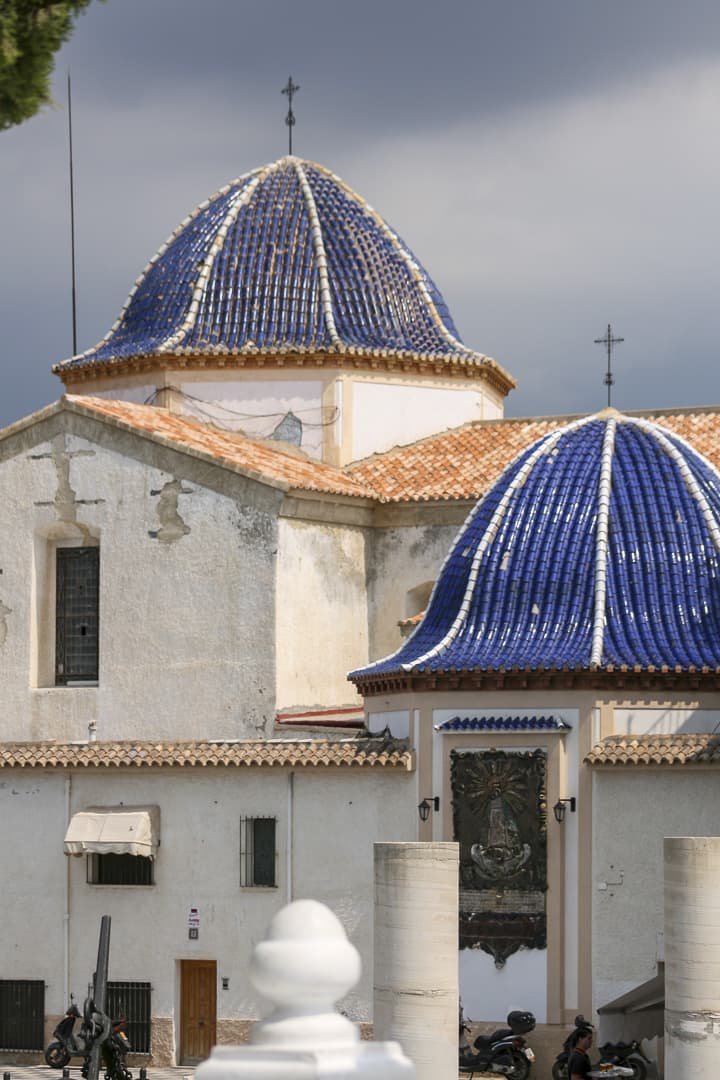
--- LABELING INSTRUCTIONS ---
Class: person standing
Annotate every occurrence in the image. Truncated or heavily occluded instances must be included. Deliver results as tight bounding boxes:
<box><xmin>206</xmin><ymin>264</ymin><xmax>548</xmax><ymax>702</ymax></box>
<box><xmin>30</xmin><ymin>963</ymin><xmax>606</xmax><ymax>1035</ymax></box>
<box><xmin>568</xmin><ymin>1027</ymin><xmax>593</xmax><ymax>1080</ymax></box>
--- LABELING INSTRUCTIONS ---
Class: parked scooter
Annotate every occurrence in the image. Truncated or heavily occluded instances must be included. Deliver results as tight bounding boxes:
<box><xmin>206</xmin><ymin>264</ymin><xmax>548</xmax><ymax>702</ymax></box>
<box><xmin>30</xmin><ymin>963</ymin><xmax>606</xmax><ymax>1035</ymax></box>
<box><xmin>552</xmin><ymin>1015</ymin><xmax>651</xmax><ymax>1080</ymax></box>
<box><xmin>45</xmin><ymin>998</ymin><xmax>92</xmax><ymax>1068</ymax></box>
<box><xmin>46</xmin><ymin>996</ymin><xmax>132</xmax><ymax>1080</ymax></box>
<box><xmin>460</xmin><ymin>1006</ymin><xmax>536</xmax><ymax>1079</ymax></box>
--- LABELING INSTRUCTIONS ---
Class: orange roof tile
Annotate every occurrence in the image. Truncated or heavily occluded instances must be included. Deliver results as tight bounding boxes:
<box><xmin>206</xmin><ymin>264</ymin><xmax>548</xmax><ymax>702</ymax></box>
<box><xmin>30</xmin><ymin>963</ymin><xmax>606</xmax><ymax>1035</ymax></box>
<box><xmin>347</xmin><ymin>407</ymin><xmax>720</xmax><ymax>503</ymax></box>
<box><xmin>65</xmin><ymin>396</ymin><xmax>375</xmax><ymax>500</ymax></box>
<box><xmin>10</xmin><ymin>398</ymin><xmax>720</xmax><ymax>506</ymax></box>
<box><xmin>586</xmin><ymin>733</ymin><xmax>720</xmax><ymax>766</ymax></box>
<box><xmin>0</xmin><ymin>738</ymin><xmax>414</xmax><ymax>770</ymax></box>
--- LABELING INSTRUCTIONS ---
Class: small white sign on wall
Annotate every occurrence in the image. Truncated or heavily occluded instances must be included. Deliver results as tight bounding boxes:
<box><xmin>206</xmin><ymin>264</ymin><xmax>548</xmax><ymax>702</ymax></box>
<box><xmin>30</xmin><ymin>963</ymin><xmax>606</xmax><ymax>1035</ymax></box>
<box><xmin>188</xmin><ymin>907</ymin><xmax>200</xmax><ymax>939</ymax></box>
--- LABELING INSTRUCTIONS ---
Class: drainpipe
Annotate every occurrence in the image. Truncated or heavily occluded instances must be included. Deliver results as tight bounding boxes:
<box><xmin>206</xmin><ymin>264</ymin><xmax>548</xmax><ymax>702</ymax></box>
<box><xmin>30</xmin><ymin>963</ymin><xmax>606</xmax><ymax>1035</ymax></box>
<box><xmin>64</xmin><ymin>774</ymin><xmax>72</xmax><ymax>1003</ymax></box>
<box><xmin>286</xmin><ymin>772</ymin><xmax>294</xmax><ymax>903</ymax></box>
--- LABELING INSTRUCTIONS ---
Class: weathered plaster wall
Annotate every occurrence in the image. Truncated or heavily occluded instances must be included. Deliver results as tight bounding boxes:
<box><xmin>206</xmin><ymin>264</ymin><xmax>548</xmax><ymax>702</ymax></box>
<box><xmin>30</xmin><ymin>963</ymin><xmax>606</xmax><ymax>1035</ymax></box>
<box><xmin>0</xmin><ymin>764</ymin><xmax>415</xmax><ymax>1061</ymax></box>
<box><xmin>366</xmin><ymin>524</ymin><xmax>459</xmax><ymax>662</ymax></box>
<box><xmin>592</xmin><ymin>768</ymin><xmax>720</xmax><ymax>1013</ymax></box>
<box><xmin>275</xmin><ymin>517</ymin><xmax>369</xmax><ymax>710</ymax></box>
<box><xmin>0</xmin><ymin>422</ymin><xmax>280</xmax><ymax>741</ymax></box>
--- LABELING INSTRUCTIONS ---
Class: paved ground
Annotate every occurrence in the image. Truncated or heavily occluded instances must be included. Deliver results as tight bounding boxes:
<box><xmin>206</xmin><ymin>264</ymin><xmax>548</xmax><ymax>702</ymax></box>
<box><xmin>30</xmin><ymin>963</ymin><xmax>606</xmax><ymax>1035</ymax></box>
<box><xmin>0</xmin><ymin>1068</ymin><xmax>193</xmax><ymax>1080</ymax></box>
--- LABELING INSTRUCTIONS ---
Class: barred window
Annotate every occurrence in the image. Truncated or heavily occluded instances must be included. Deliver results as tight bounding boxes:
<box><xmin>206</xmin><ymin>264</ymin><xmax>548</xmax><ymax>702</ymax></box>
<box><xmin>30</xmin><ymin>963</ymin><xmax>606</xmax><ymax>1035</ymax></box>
<box><xmin>106</xmin><ymin>982</ymin><xmax>151</xmax><ymax>1054</ymax></box>
<box><xmin>240</xmin><ymin>817</ymin><xmax>277</xmax><ymax>887</ymax></box>
<box><xmin>56</xmin><ymin>546</ymin><xmax>99</xmax><ymax>685</ymax></box>
<box><xmin>88</xmin><ymin>854</ymin><xmax>154</xmax><ymax>886</ymax></box>
<box><xmin>0</xmin><ymin>980</ymin><xmax>44</xmax><ymax>1051</ymax></box>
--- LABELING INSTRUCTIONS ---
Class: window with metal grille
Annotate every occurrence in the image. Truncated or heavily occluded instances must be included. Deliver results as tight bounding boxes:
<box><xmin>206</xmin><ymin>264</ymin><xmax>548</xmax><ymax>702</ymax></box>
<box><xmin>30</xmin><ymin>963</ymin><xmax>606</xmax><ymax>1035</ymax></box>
<box><xmin>240</xmin><ymin>816</ymin><xmax>277</xmax><ymax>887</ymax></box>
<box><xmin>88</xmin><ymin>853</ymin><xmax>154</xmax><ymax>886</ymax></box>
<box><xmin>56</xmin><ymin>546</ymin><xmax>99</xmax><ymax>684</ymax></box>
<box><xmin>0</xmin><ymin>980</ymin><xmax>45</xmax><ymax>1051</ymax></box>
<box><xmin>105</xmin><ymin>982</ymin><xmax>151</xmax><ymax>1054</ymax></box>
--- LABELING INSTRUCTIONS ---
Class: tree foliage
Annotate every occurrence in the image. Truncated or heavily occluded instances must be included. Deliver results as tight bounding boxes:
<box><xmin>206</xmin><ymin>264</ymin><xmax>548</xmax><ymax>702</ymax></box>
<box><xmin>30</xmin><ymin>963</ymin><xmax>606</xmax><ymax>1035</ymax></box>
<box><xmin>0</xmin><ymin>0</ymin><xmax>96</xmax><ymax>131</ymax></box>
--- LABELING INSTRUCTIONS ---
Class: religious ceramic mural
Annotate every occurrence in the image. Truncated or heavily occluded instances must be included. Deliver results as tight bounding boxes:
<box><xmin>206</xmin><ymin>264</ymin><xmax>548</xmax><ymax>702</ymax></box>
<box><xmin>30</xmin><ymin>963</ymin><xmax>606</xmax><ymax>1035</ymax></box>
<box><xmin>451</xmin><ymin>748</ymin><xmax>547</xmax><ymax>967</ymax></box>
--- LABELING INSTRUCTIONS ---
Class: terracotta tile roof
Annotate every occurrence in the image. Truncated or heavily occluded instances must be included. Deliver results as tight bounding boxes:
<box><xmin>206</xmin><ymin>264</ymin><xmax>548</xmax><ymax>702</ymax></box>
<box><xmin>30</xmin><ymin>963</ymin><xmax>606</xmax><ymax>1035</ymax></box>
<box><xmin>64</xmin><ymin>396</ymin><xmax>375</xmax><ymax>500</ymax></box>
<box><xmin>346</xmin><ymin>407</ymin><xmax>720</xmax><ymax>503</ymax></box>
<box><xmin>12</xmin><ymin>398</ymin><xmax>720</xmax><ymax>506</ymax></box>
<box><xmin>0</xmin><ymin>738</ymin><xmax>414</xmax><ymax>770</ymax></box>
<box><xmin>586</xmin><ymin>733</ymin><xmax>720</xmax><ymax>766</ymax></box>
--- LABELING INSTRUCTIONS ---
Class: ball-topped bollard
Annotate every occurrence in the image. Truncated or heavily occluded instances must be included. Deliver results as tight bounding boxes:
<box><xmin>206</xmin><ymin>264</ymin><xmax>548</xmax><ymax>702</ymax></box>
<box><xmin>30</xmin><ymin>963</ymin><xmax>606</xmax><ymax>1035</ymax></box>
<box><xmin>250</xmin><ymin>898</ymin><xmax>361</xmax><ymax>1047</ymax></box>
<box><xmin>196</xmin><ymin>898</ymin><xmax>415</xmax><ymax>1080</ymax></box>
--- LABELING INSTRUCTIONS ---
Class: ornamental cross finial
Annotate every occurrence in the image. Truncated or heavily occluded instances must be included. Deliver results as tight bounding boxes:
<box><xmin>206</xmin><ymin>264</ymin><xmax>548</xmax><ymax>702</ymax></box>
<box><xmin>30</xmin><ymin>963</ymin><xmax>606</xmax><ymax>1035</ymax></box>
<box><xmin>594</xmin><ymin>323</ymin><xmax>624</xmax><ymax>407</ymax></box>
<box><xmin>281</xmin><ymin>77</ymin><xmax>300</xmax><ymax>155</ymax></box>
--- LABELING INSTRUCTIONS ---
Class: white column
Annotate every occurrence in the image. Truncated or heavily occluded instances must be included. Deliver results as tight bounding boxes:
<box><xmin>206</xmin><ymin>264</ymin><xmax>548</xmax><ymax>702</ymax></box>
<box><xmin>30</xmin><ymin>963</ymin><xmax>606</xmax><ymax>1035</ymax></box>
<box><xmin>665</xmin><ymin>836</ymin><xmax>720</xmax><ymax>1078</ymax></box>
<box><xmin>374</xmin><ymin>842</ymin><xmax>458</xmax><ymax>1080</ymax></box>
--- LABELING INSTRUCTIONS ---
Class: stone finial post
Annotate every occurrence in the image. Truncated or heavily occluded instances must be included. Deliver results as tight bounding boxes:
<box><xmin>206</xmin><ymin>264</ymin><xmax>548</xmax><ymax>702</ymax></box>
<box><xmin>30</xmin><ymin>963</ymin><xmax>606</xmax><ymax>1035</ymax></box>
<box><xmin>665</xmin><ymin>837</ymin><xmax>720</xmax><ymax>1079</ymax></box>
<box><xmin>196</xmin><ymin>899</ymin><xmax>415</xmax><ymax>1080</ymax></box>
<box><xmin>374</xmin><ymin>843</ymin><xmax>459</xmax><ymax>1080</ymax></box>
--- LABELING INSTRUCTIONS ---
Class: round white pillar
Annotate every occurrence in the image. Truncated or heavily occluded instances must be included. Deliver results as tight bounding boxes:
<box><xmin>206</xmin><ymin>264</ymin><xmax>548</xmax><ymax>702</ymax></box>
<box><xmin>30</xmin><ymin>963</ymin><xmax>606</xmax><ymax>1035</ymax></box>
<box><xmin>665</xmin><ymin>836</ymin><xmax>720</xmax><ymax>1078</ymax></box>
<box><xmin>374</xmin><ymin>842</ymin><xmax>458</xmax><ymax>1080</ymax></box>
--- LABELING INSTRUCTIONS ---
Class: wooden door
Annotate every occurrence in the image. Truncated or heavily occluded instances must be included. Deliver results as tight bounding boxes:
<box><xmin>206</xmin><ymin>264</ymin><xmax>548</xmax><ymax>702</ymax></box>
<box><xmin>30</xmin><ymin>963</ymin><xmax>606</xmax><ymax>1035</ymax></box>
<box><xmin>180</xmin><ymin>959</ymin><xmax>217</xmax><ymax>1063</ymax></box>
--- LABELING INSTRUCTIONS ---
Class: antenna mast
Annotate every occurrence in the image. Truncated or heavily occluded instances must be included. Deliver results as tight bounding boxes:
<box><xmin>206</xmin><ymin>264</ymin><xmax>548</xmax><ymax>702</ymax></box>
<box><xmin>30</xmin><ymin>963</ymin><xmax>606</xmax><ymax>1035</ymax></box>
<box><xmin>67</xmin><ymin>73</ymin><xmax>78</xmax><ymax>356</ymax></box>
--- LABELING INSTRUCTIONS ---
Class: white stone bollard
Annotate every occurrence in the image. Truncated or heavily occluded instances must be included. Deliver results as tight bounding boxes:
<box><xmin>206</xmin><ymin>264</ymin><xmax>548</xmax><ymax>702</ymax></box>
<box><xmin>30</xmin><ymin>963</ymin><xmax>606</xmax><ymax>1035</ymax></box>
<box><xmin>196</xmin><ymin>898</ymin><xmax>415</xmax><ymax>1080</ymax></box>
<box><xmin>373</xmin><ymin>843</ymin><xmax>459</xmax><ymax>1080</ymax></box>
<box><xmin>665</xmin><ymin>837</ymin><xmax>720</xmax><ymax>1079</ymax></box>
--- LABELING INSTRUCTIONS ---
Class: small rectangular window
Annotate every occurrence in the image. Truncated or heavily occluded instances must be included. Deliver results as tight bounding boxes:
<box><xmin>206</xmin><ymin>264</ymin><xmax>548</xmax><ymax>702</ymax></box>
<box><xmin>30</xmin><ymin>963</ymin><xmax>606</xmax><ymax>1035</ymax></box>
<box><xmin>240</xmin><ymin>816</ymin><xmax>277</xmax><ymax>887</ymax></box>
<box><xmin>0</xmin><ymin>980</ymin><xmax>45</xmax><ymax>1051</ymax></box>
<box><xmin>88</xmin><ymin>854</ymin><xmax>154</xmax><ymax>886</ymax></box>
<box><xmin>56</xmin><ymin>546</ymin><xmax>99</xmax><ymax>685</ymax></box>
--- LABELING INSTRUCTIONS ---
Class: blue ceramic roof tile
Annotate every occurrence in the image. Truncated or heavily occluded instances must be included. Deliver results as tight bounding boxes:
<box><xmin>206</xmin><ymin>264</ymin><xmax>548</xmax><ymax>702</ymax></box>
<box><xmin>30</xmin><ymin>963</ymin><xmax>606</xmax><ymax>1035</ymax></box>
<box><xmin>56</xmin><ymin>157</ymin><xmax>503</xmax><ymax>376</ymax></box>
<box><xmin>437</xmin><ymin>715</ymin><xmax>571</xmax><ymax>731</ymax></box>
<box><xmin>351</xmin><ymin>411</ymin><xmax>720</xmax><ymax>678</ymax></box>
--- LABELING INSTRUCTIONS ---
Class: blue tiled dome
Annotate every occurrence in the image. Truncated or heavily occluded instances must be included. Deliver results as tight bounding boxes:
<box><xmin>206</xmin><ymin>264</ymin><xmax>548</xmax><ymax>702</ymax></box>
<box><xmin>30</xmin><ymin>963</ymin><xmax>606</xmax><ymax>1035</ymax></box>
<box><xmin>352</xmin><ymin>411</ymin><xmax>720</xmax><ymax>682</ymax></box>
<box><xmin>56</xmin><ymin>157</ymin><xmax>505</xmax><ymax>378</ymax></box>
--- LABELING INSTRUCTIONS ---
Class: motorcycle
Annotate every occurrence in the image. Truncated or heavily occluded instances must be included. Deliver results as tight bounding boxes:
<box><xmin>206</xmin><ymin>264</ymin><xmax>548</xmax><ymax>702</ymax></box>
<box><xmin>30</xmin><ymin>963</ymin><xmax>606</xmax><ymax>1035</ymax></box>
<box><xmin>81</xmin><ymin>999</ymin><xmax>133</xmax><ymax>1080</ymax></box>
<box><xmin>460</xmin><ymin>1007</ymin><xmax>536</xmax><ymax>1079</ymax></box>
<box><xmin>45</xmin><ymin>998</ymin><xmax>92</xmax><ymax>1068</ymax></box>
<box><xmin>46</xmin><ymin>996</ymin><xmax>132</xmax><ymax>1080</ymax></box>
<box><xmin>552</xmin><ymin>1015</ymin><xmax>651</xmax><ymax>1080</ymax></box>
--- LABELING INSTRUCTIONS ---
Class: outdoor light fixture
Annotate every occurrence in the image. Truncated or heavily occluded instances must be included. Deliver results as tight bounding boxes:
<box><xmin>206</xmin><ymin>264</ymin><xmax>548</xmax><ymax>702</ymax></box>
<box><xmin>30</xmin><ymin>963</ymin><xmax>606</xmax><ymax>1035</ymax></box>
<box><xmin>418</xmin><ymin>796</ymin><xmax>440</xmax><ymax>822</ymax></box>
<box><xmin>553</xmin><ymin>797</ymin><xmax>577</xmax><ymax>824</ymax></box>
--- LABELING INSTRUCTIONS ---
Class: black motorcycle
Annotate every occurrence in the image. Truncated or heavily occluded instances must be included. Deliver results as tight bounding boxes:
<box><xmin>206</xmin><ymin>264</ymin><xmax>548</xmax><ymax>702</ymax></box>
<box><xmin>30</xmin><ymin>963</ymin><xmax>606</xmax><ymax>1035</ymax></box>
<box><xmin>45</xmin><ymin>999</ymin><xmax>92</xmax><ymax>1068</ymax></box>
<box><xmin>460</xmin><ymin>1007</ymin><xmax>536</xmax><ymax>1079</ymax></box>
<box><xmin>46</xmin><ymin>996</ymin><xmax>132</xmax><ymax>1080</ymax></box>
<box><xmin>552</xmin><ymin>1015</ymin><xmax>651</xmax><ymax>1080</ymax></box>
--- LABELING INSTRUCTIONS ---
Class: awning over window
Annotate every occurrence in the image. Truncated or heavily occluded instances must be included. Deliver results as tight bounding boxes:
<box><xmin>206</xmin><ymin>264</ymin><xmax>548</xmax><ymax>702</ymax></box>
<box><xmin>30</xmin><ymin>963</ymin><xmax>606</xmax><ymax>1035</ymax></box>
<box><xmin>64</xmin><ymin>806</ymin><xmax>160</xmax><ymax>857</ymax></box>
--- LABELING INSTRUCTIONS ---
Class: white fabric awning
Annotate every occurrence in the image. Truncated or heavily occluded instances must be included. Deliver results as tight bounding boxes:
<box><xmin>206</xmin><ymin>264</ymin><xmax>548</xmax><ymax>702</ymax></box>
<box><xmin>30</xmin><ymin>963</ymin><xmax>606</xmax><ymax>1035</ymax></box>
<box><xmin>64</xmin><ymin>806</ymin><xmax>160</xmax><ymax>857</ymax></box>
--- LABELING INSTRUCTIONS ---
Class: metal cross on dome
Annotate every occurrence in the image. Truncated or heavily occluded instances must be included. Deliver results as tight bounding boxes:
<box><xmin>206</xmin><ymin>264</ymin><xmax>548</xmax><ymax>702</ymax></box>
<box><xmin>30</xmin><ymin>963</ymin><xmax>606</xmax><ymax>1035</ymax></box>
<box><xmin>282</xmin><ymin>77</ymin><xmax>300</xmax><ymax>155</ymax></box>
<box><xmin>594</xmin><ymin>323</ymin><xmax>625</xmax><ymax>408</ymax></box>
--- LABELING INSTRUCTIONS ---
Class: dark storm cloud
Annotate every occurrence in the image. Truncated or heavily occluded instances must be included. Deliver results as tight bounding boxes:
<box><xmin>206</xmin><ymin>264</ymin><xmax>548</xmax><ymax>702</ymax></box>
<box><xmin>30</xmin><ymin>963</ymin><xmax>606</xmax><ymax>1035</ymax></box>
<box><xmin>2</xmin><ymin>0</ymin><xmax>720</xmax><ymax>427</ymax></box>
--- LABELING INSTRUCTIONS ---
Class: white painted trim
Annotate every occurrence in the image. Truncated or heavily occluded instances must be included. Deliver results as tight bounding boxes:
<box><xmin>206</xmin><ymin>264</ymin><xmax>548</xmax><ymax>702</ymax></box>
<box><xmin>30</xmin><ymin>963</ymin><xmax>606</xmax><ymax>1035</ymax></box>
<box><xmin>157</xmin><ymin>171</ymin><xmax>268</xmax><ymax>353</ymax></box>
<box><xmin>403</xmin><ymin>414</ymin><xmax>595</xmax><ymax>670</ymax></box>
<box><xmin>590</xmin><ymin>417</ymin><xmax>616</xmax><ymax>667</ymax></box>
<box><xmin>628</xmin><ymin>416</ymin><xmax>720</xmax><ymax>555</ymax></box>
<box><xmin>292</xmin><ymin>160</ymin><xmax>342</xmax><ymax>347</ymax></box>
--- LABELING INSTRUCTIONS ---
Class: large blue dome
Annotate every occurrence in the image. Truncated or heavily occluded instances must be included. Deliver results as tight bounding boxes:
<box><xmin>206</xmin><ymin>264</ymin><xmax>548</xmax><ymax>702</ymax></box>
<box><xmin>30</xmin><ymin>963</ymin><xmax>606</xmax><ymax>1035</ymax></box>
<box><xmin>56</xmin><ymin>156</ymin><xmax>509</xmax><ymax>385</ymax></box>
<box><xmin>352</xmin><ymin>411</ymin><xmax>720</xmax><ymax>686</ymax></box>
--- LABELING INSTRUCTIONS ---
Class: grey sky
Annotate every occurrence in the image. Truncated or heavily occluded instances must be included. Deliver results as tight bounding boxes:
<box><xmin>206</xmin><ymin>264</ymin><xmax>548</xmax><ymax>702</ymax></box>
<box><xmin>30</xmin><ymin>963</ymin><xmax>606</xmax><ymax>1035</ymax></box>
<box><xmin>2</xmin><ymin>0</ymin><xmax>720</xmax><ymax>429</ymax></box>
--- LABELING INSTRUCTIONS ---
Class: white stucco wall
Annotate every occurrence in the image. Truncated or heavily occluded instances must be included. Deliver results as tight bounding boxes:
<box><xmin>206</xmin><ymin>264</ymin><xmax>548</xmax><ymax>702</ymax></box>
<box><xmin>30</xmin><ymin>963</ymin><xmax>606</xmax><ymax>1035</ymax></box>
<box><xmin>350</xmin><ymin>381</ymin><xmax>502</xmax><ymax>461</ymax></box>
<box><xmin>0</xmin><ymin>427</ymin><xmax>279</xmax><ymax>741</ymax></box>
<box><xmin>275</xmin><ymin>517</ymin><xmax>369</xmax><ymax>711</ymax></box>
<box><xmin>0</xmin><ymin>764</ymin><xmax>415</xmax><ymax>1050</ymax></box>
<box><xmin>592</xmin><ymin>768</ymin><xmax>720</xmax><ymax>1013</ymax></box>
<box><xmin>613</xmin><ymin>707</ymin><xmax>720</xmax><ymax>735</ymax></box>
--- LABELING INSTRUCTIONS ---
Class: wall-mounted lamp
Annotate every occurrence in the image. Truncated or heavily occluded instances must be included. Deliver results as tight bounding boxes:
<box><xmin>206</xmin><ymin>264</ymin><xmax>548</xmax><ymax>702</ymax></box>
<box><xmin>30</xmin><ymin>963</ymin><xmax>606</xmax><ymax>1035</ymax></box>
<box><xmin>553</xmin><ymin>797</ymin><xmax>576</xmax><ymax>824</ymax></box>
<box><xmin>418</xmin><ymin>796</ymin><xmax>440</xmax><ymax>822</ymax></box>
